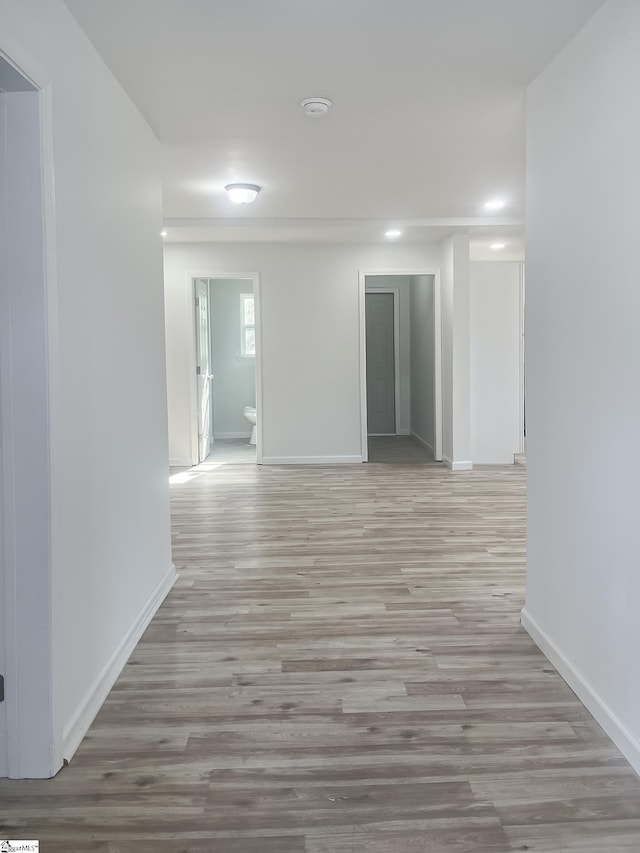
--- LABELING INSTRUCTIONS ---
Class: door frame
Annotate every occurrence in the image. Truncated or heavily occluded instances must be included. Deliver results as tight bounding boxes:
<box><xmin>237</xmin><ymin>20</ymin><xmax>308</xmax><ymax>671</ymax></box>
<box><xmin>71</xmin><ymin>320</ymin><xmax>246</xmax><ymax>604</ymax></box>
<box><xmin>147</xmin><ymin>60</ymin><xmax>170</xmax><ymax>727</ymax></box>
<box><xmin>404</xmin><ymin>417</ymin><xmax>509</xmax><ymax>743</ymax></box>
<box><xmin>518</xmin><ymin>263</ymin><xmax>526</xmax><ymax>454</ymax></box>
<box><xmin>359</xmin><ymin>269</ymin><xmax>443</xmax><ymax>463</ymax></box>
<box><xmin>0</xmin><ymin>38</ymin><xmax>61</xmax><ymax>777</ymax></box>
<box><xmin>193</xmin><ymin>278</ymin><xmax>213</xmax><ymax>462</ymax></box>
<box><xmin>187</xmin><ymin>271</ymin><xmax>263</xmax><ymax>465</ymax></box>
<box><xmin>364</xmin><ymin>287</ymin><xmax>401</xmax><ymax>435</ymax></box>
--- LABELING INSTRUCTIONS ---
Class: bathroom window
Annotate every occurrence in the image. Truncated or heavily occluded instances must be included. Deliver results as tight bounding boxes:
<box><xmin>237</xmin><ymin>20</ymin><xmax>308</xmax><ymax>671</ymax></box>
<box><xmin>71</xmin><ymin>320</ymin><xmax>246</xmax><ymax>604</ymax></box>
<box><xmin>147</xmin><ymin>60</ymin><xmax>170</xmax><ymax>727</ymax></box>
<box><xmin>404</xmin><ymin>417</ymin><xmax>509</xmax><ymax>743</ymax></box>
<box><xmin>240</xmin><ymin>293</ymin><xmax>255</xmax><ymax>357</ymax></box>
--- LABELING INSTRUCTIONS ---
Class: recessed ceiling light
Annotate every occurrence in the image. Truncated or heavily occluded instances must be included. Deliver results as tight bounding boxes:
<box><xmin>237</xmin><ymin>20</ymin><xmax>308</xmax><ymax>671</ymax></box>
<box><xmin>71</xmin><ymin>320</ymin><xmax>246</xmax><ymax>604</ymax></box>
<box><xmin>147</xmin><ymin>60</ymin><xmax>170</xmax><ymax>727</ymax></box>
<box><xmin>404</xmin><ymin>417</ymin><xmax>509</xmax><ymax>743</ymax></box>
<box><xmin>490</xmin><ymin>242</ymin><xmax>506</xmax><ymax>250</ymax></box>
<box><xmin>160</xmin><ymin>230</ymin><xmax>167</xmax><ymax>237</ymax></box>
<box><xmin>385</xmin><ymin>229</ymin><xmax>402</xmax><ymax>238</ymax></box>
<box><xmin>225</xmin><ymin>183</ymin><xmax>261</xmax><ymax>204</ymax></box>
<box><xmin>484</xmin><ymin>199</ymin><xmax>506</xmax><ymax>211</ymax></box>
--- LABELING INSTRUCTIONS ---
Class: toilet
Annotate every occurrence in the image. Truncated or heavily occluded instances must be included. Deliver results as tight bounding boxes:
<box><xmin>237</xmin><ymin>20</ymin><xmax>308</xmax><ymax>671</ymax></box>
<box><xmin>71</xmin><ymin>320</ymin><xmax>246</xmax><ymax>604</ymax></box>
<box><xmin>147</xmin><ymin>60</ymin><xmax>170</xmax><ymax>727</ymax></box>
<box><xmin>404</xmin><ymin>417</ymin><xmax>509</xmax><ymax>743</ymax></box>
<box><xmin>243</xmin><ymin>406</ymin><xmax>257</xmax><ymax>446</ymax></box>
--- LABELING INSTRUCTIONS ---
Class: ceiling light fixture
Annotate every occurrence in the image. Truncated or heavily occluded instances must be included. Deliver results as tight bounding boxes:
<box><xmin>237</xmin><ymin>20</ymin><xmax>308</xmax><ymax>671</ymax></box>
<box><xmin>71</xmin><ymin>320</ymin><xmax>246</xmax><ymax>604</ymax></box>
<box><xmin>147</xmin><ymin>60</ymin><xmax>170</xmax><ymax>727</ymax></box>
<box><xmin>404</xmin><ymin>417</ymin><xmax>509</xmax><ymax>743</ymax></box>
<box><xmin>484</xmin><ymin>199</ymin><xmax>506</xmax><ymax>211</ymax></box>
<box><xmin>385</xmin><ymin>229</ymin><xmax>402</xmax><ymax>238</ymax></box>
<box><xmin>490</xmin><ymin>242</ymin><xmax>506</xmax><ymax>250</ymax></box>
<box><xmin>160</xmin><ymin>230</ymin><xmax>167</xmax><ymax>237</ymax></box>
<box><xmin>225</xmin><ymin>183</ymin><xmax>261</xmax><ymax>204</ymax></box>
<box><xmin>301</xmin><ymin>97</ymin><xmax>332</xmax><ymax>117</ymax></box>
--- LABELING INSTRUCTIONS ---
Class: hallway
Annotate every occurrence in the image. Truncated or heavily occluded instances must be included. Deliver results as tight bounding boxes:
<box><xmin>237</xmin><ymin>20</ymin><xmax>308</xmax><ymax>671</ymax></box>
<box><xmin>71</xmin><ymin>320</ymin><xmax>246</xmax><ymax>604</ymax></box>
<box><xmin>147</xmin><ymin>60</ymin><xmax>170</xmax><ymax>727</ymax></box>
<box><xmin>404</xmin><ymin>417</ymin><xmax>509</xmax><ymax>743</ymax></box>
<box><xmin>367</xmin><ymin>434</ymin><xmax>438</xmax><ymax>464</ymax></box>
<box><xmin>2</xmin><ymin>463</ymin><xmax>640</xmax><ymax>851</ymax></box>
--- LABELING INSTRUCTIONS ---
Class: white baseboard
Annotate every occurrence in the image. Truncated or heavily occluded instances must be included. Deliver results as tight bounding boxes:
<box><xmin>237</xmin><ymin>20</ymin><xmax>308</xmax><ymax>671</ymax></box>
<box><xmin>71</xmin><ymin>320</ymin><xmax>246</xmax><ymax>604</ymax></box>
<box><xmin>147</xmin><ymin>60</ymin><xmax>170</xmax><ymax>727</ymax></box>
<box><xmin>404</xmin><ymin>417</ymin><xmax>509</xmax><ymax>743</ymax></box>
<box><xmin>213</xmin><ymin>431</ymin><xmax>251</xmax><ymax>440</ymax></box>
<box><xmin>261</xmin><ymin>455</ymin><xmax>363</xmax><ymax>465</ymax></box>
<box><xmin>522</xmin><ymin>607</ymin><xmax>640</xmax><ymax>777</ymax></box>
<box><xmin>169</xmin><ymin>458</ymin><xmax>192</xmax><ymax>468</ymax></box>
<box><xmin>410</xmin><ymin>430</ymin><xmax>434</xmax><ymax>455</ymax></box>
<box><xmin>62</xmin><ymin>564</ymin><xmax>178</xmax><ymax>762</ymax></box>
<box><xmin>397</xmin><ymin>428</ymin><xmax>411</xmax><ymax>436</ymax></box>
<box><xmin>443</xmin><ymin>455</ymin><xmax>473</xmax><ymax>471</ymax></box>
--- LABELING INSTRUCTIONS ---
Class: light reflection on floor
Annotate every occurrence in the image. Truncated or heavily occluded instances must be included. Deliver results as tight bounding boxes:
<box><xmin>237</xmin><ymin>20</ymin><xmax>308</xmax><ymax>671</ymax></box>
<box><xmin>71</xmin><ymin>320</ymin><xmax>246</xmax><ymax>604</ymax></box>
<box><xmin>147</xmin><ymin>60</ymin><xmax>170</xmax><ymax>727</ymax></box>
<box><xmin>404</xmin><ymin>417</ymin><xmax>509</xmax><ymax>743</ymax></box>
<box><xmin>169</xmin><ymin>438</ymin><xmax>256</xmax><ymax>484</ymax></box>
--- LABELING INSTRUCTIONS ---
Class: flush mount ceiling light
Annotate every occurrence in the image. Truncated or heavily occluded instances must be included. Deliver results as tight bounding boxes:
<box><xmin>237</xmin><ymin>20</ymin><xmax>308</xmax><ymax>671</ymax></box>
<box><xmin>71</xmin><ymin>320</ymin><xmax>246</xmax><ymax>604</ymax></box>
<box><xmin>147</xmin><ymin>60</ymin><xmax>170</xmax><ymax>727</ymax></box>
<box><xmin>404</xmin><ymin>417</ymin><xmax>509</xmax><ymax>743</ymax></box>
<box><xmin>385</xmin><ymin>229</ymin><xmax>402</xmax><ymax>238</ymax></box>
<box><xmin>484</xmin><ymin>199</ymin><xmax>506</xmax><ymax>211</ymax></box>
<box><xmin>490</xmin><ymin>242</ymin><xmax>506</xmax><ymax>250</ymax></box>
<box><xmin>225</xmin><ymin>183</ymin><xmax>261</xmax><ymax>204</ymax></box>
<box><xmin>160</xmin><ymin>230</ymin><xmax>167</xmax><ymax>237</ymax></box>
<box><xmin>301</xmin><ymin>97</ymin><xmax>332</xmax><ymax>117</ymax></box>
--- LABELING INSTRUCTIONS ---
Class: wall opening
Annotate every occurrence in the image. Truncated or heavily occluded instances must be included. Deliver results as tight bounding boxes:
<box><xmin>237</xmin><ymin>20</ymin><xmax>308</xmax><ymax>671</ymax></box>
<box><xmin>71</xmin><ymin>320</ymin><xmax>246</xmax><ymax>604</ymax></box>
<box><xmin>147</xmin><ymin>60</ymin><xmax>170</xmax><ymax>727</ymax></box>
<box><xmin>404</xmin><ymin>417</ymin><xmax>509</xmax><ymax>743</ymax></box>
<box><xmin>360</xmin><ymin>273</ymin><xmax>442</xmax><ymax>464</ymax></box>
<box><xmin>0</xmin><ymin>48</ymin><xmax>59</xmax><ymax>778</ymax></box>
<box><xmin>182</xmin><ymin>273</ymin><xmax>263</xmax><ymax>470</ymax></box>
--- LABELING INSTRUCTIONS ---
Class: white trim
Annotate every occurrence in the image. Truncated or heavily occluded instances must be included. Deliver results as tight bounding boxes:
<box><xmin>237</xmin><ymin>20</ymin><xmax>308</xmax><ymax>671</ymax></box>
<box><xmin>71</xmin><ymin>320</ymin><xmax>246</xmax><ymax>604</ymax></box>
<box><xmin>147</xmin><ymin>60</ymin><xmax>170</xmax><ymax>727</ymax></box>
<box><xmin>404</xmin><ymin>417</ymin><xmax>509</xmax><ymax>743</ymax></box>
<box><xmin>253</xmin><ymin>278</ymin><xmax>264</xmax><ymax>466</ymax></box>
<box><xmin>40</xmin><ymin>72</ymin><xmax>62</xmax><ymax>778</ymax></box>
<box><xmin>164</xmin><ymin>216</ymin><xmax>524</xmax><ymax>229</ymax></box>
<box><xmin>443</xmin><ymin>455</ymin><xmax>473</xmax><ymax>471</ymax></box>
<box><xmin>193</xmin><ymin>277</ymin><xmax>212</xmax><ymax>463</ymax></box>
<box><xmin>518</xmin><ymin>263</ymin><xmax>526</xmax><ymax>454</ymax></box>
<box><xmin>397</xmin><ymin>428</ymin><xmax>410</xmax><ymax>436</ymax></box>
<box><xmin>521</xmin><ymin>607</ymin><xmax>640</xmax><ymax>777</ymax></box>
<box><xmin>390</xmin><ymin>287</ymin><xmax>401</xmax><ymax>436</ymax></box>
<box><xmin>262</xmin><ymin>455</ymin><xmax>363</xmax><ymax>465</ymax></box>
<box><xmin>433</xmin><ymin>272</ymin><xmax>443</xmax><ymax>462</ymax></box>
<box><xmin>186</xmin><ymin>271</ymin><xmax>263</xmax><ymax>466</ymax></box>
<box><xmin>363</xmin><ymin>286</ymin><xmax>402</xmax><ymax>435</ymax></box>
<box><xmin>410</xmin><ymin>430</ymin><xmax>435</xmax><ymax>457</ymax></box>
<box><xmin>358</xmin><ymin>276</ymin><xmax>368</xmax><ymax>462</ymax></box>
<box><xmin>213</xmin><ymin>431</ymin><xmax>252</xmax><ymax>440</ymax></box>
<box><xmin>359</xmin><ymin>270</ymin><xmax>443</xmax><ymax>464</ymax></box>
<box><xmin>187</xmin><ymin>279</ymin><xmax>200</xmax><ymax>466</ymax></box>
<box><xmin>62</xmin><ymin>565</ymin><xmax>177</xmax><ymax>763</ymax></box>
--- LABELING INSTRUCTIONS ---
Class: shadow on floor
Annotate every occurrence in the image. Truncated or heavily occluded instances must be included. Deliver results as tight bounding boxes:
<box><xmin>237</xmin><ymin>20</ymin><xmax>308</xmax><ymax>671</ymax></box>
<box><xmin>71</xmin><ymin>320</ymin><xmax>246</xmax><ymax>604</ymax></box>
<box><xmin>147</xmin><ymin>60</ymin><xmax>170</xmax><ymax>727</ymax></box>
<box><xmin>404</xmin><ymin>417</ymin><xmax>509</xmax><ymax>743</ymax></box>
<box><xmin>367</xmin><ymin>435</ymin><xmax>439</xmax><ymax>464</ymax></box>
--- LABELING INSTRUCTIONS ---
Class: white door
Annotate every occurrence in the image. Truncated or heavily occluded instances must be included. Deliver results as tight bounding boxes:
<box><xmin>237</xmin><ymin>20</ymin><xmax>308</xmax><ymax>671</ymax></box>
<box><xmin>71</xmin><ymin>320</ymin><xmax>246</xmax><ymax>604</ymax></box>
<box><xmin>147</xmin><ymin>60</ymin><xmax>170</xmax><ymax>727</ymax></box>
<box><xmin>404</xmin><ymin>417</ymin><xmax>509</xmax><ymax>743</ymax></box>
<box><xmin>366</xmin><ymin>292</ymin><xmax>396</xmax><ymax>434</ymax></box>
<box><xmin>195</xmin><ymin>278</ymin><xmax>212</xmax><ymax>462</ymax></box>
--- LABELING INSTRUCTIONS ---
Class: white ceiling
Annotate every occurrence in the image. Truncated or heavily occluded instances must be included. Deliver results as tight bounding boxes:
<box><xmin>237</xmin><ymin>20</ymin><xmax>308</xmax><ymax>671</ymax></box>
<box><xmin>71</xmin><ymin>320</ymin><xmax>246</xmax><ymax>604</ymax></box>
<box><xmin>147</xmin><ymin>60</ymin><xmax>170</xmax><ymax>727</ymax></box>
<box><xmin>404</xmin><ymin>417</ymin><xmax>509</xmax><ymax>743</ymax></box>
<box><xmin>64</xmin><ymin>0</ymin><xmax>603</xmax><ymax>252</ymax></box>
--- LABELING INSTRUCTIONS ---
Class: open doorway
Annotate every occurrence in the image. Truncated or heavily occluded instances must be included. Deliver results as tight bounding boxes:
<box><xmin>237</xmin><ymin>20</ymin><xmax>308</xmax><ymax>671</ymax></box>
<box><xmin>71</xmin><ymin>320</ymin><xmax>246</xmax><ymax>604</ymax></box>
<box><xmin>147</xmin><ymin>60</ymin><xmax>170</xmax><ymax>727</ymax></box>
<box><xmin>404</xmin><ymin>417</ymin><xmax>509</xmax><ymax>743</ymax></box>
<box><xmin>191</xmin><ymin>275</ymin><xmax>262</xmax><ymax>466</ymax></box>
<box><xmin>0</xmin><ymin>48</ymin><xmax>59</xmax><ymax>777</ymax></box>
<box><xmin>360</xmin><ymin>272</ymin><xmax>442</xmax><ymax>464</ymax></box>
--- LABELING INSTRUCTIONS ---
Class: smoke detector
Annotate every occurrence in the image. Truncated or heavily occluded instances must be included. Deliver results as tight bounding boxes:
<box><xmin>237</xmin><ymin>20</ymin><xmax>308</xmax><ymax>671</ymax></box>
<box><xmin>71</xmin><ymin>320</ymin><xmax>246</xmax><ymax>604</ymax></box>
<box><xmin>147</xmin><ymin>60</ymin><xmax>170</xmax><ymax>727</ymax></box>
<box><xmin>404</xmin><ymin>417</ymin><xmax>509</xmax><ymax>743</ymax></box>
<box><xmin>301</xmin><ymin>97</ymin><xmax>332</xmax><ymax>117</ymax></box>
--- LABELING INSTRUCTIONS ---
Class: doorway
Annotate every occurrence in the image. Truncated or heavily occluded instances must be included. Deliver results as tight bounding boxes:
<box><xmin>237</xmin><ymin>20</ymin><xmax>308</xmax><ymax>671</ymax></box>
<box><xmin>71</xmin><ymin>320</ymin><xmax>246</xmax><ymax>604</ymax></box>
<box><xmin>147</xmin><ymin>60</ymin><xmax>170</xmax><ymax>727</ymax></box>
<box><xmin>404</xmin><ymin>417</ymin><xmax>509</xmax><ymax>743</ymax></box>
<box><xmin>360</xmin><ymin>272</ymin><xmax>443</xmax><ymax>464</ymax></box>
<box><xmin>365</xmin><ymin>291</ymin><xmax>398</xmax><ymax>436</ymax></box>
<box><xmin>0</xmin><ymin>47</ymin><xmax>59</xmax><ymax>777</ymax></box>
<box><xmin>191</xmin><ymin>274</ymin><xmax>262</xmax><ymax>466</ymax></box>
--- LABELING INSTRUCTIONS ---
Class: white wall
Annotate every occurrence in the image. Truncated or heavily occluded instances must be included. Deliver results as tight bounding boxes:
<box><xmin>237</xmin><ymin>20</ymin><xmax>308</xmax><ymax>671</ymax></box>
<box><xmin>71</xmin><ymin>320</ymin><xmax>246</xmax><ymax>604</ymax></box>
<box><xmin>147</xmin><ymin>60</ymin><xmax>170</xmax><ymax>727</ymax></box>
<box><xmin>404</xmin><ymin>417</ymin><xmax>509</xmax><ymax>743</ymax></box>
<box><xmin>524</xmin><ymin>0</ymin><xmax>640</xmax><ymax>775</ymax></box>
<box><xmin>1</xmin><ymin>0</ymin><xmax>174</xmax><ymax>774</ymax></box>
<box><xmin>440</xmin><ymin>235</ymin><xmax>471</xmax><ymax>469</ymax></box>
<box><xmin>210</xmin><ymin>279</ymin><xmax>256</xmax><ymax>438</ymax></box>
<box><xmin>0</xmin><ymin>86</ymin><xmax>6</xmax><ymax>780</ymax></box>
<box><xmin>470</xmin><ymin>262</ymin><xmax>521</xmax><ymax>464</ymax></box>
<box><xmin>365</xmin><ymin>275</ymin><xmax>411</xmax><ymax>434</ymax></box>
<box><xmin>164</xmin><ymin>242</ymin><xmax>443</xmax><ymax>464</ymax></box>
<box><xmin>409</xmin><ymin>275</ymin><xmax>435</xmax><ymax>451</ymax></box>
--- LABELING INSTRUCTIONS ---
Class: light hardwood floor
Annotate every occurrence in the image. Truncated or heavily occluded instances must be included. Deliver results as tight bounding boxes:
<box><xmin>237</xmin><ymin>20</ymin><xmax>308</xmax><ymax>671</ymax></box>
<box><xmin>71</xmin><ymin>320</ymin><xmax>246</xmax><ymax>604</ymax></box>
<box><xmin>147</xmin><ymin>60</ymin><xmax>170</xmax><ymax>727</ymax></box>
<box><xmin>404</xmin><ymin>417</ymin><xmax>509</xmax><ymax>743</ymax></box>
<box><xmin>2</xmin><ymin>462</ymin><xmax>640</xmax><ymax>851</ymax></box>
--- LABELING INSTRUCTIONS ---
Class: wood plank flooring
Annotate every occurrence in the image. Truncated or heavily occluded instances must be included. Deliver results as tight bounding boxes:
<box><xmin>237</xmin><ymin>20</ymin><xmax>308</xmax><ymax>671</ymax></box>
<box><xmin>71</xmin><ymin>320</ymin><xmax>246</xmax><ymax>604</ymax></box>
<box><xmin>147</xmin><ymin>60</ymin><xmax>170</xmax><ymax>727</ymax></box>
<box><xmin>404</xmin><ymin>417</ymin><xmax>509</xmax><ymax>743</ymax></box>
<box><xmin>2</xmin><ymin>462</ymin><xmax>640</xmax><ymax>851</ymax></box>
